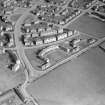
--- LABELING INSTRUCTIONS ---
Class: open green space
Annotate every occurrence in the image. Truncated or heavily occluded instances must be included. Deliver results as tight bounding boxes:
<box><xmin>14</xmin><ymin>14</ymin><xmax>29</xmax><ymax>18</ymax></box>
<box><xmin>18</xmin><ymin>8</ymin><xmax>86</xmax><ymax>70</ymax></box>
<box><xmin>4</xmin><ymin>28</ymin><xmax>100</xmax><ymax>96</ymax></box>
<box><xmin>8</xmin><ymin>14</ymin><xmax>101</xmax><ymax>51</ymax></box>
<box><xmin>0</xmin><ymin>51</ymin><xmax>25</xmax><ymax>93</ymax></box>
<box><xmin>27</xmin><ymin>47</ymin><xmax>105</xmax><ymax>105</ymax></box>
<box><xmin>67</xmin><ymin>13</ymin><xmax>105</xmax><ymax>39</ymax></box>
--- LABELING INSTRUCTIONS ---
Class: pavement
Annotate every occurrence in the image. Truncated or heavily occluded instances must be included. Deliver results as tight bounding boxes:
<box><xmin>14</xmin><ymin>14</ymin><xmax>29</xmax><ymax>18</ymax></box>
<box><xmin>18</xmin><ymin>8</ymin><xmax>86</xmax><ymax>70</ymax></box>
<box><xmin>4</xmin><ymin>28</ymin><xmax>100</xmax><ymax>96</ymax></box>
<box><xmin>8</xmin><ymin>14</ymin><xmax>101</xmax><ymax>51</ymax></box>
<box><xmin>1</xmin><ymin>0</ymin><xmax>105</xmax><ymax>105</ymax></box>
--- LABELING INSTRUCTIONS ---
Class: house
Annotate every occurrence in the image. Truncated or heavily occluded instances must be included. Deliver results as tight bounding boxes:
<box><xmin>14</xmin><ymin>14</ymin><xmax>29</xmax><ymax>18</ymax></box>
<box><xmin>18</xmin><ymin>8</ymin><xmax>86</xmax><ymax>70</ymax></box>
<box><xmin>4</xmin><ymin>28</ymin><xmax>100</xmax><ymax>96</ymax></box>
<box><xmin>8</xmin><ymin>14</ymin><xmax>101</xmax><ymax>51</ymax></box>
<box><xmin>72</xmin><ymin>46</ymin><xmax>80</xmax><ymax>53</ymax></box>
<box><xmin>31</xmin><ymin>33</ymin><xmax>39</xmax><ymax>37</ymax></box>
<box><xmin>40</xmin><ymin>29</ymin><xmax>57</xmax><ymax>37</ymax></box>
<box><xmin>72</xmin><ymin>14</ymin><xmax>76</xmax><ymax>18</ymax></box>
<box><xmin>39</xmin><ymin>45</ymin><xmax>59</xmax><ymax>58</ymax></box>
<box><xmin>41</xmin><ymin>61</ymin><xmax>51</xmax><ymax>70</ymax></box>
<box><xmin>24</xmin><ymin>41</ymin><xmax>31</xmax><ymax>46</ymax></box>
<box><xmin>30</xmin><ymin>41</ymin><xmax>34</xmax><ymax>46</ymax></box>
<box><xmin>0</xmin><ymin>41</ymin><xmax>3</xmax><ymax>47</ymax></box>
<box><xmin>12</xmin><ymin>59</ymin><xmax>21</xmax><ymax>72</ymax></box>
<box><xmin>35</xmin><ymin>38</ymin><xmax>43</xmax><ymax>45</ymax></box>
<box><xmin>21</xmin><ymin>26</ymin><xmax>32</xmax><ymax>33</ymax></box>
<box><xmin>0</xmin><ymin>48</ymin><xmax>5</xmax><ymax>54</ymax></box>
<box><xmin>24</xmin><ymin>35</ymin><xmax>31</xmax><ymax>43</ymax></box>
<box><xmin>37</xmin><ymin>27</ymin><xmax>45</xmax><ymax>32</ymax></box>
<box><xmin>40</xmin><ymin>31</ymin><xmax>47</xmax><ymax>37</ymax></box>
<box><xmin>75</xmin><ymin>10</ymin><xmax>81</xmax><ymax>15</ymax></box>
<box><xmin>44</xmin><ymin>36</ymin><xmax>56</xmax><ymax>44</ymax></box>
<box><xmin>0</xmin><ymin>31</ymin><xmax>4</xmax><ymax>36</ymax></box>
<box><xmin>5</xmin><ymin>25</ymin><xmax>13</xmax><ymax>31</ymax></box>
<box><xmin>8</xmin><ymin>38</ymin><xmax>14</xmax><ymax>47</ymax></box>
<box><xmin>0</xmin><ymin>25</ymin><xmax>5</xmax><ymax>31</ymax></box>
<box><xmin>25</xmin><ymin>34</ymin><xmax>32</xmax><ymax>38</ymax></box>
<box><xmin>67</xmin><ymin>30</ymin><xmax>73</xmax><ymax>36</ymax></box>
<box><xmin>57</xmin><ymin>32</ymin><xmax>67</xmax><ymax>40</ymax></box>
<box><xmin>65</xmin><ymin>16</ymin><xmax>72</xmax><ymax>23</ymax></box>
<box><xmin>57</xmin><ymin>28</ymin><xmax>64</xmax><ymax>34</ymax></box>
<box><xmin>41</xmin><ymin>4</ymin><xmax>47</xmax><ymax>8</ymax></box>
<box><xmin>87</xmin><ymin>38</ymin><xmax>96</xmax><ymax>44</ymax></box>
<box><xmin>51</xmin><ymin>30</ymin><xmax>58</xmax><ymax>35</ymax></box>
<box><xmin>23</xmin><ymin>27</ymin><xmax>31</xmax><ymax>33</ymax></box>
<box><xmin>59</xmin><ymin>45</ymin><xmax>70</xmax><ymax>53</ymax></box>
<box><xmin>34</xmin><ymin>20</ymin><xmax>40</xmax><ymax>24</ymax></box>
<box><xmin>73</xmin><ymin>30</ymin><xmax>80</xmax><ymax>35</ymax></box>
<box><xmin>6</xmin><ymin>50</ymin><xmax>21</xmax><ymax>71</ymax></box>
<box><xmin>24</xmin><ymin>23</ymin><xmax>32</xmax><ymax>27</ymax></box>
<box><xmin>60</xmin><ymin>8</ymin><xmax>68</xmax><ymax>16</ymax></box>
<box><xmin>45</xmin><ymin>27</ymin><xmax>52</xmax><ymax>31</ymax></box>
<box><xmin>85</xmin><ymin>2</ymin><xmax>92</xmax><ymax>9</ymax></box>
<box><xmin>5</xmin><ymin>10</ymin><xmax>13</xmax><ymax>15</ymax></box>
<box><xmin>31</xmin><ymin>28</ymin><xmax>37</xmax><ymax>33</ymax></box>
<box><xmin>58</xmin><ymin>20</ymin><xmax>65</xmax><ymax>25</ymax></box>
<box><xmin>73</xmin><ymin>38</ymin><xmax>81</xmax><ymax>45</ymax></box>
<box><xmin>70</xmin><ymin>38</ymin><xmax>81</xmax><ymax>47</ymax></box>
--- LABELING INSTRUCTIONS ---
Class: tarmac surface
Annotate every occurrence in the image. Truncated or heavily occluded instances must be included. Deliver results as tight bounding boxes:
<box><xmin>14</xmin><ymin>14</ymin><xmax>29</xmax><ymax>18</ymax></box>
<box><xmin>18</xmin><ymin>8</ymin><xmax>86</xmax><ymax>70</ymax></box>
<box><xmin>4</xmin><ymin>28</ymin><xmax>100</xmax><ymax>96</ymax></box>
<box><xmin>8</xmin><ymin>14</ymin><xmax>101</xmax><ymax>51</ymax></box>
<box><xmin>27</xmin><ymin>46</ymin><xmax>105</xmax><ymax>105</ymax></box>
<box><xmin>26</xmin><ymin>12</ymin><xmax>105</xmax><ymax>105</ymax></box>
<box><xmin>1</xmin><ymin>0</ymin><xmax>105</xmax><ymax>105</ymax></box>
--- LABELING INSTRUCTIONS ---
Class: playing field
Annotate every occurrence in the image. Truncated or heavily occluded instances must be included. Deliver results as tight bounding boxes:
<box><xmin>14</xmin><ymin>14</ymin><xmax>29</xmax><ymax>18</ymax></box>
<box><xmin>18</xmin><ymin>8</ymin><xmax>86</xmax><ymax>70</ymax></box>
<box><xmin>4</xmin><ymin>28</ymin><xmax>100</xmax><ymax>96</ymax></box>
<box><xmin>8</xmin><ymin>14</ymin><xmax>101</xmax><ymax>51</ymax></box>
<box><xmin>27</xmin><ymin>46</ymin><xmax>105</xmax><ymax>105</ymax></box>
<box><xmin>67</xmin><ymin>13</ymin><xmax>105</xmax><ymax>39</ymax></box>
<box><xmin>0</xmin><ymin>52</ymin><xmax>25</xmax><ymax>93</ymax></box>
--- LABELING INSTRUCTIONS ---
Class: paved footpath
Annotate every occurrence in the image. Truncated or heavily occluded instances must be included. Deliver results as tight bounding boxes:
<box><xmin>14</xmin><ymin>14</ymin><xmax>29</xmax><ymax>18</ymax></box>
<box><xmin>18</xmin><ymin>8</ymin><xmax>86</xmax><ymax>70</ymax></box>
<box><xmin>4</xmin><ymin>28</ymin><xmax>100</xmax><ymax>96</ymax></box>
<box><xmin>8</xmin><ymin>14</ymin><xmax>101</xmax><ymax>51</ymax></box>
<box><xmin>13</xmin><ymin>1</ymin><xmax>105</xmax><ymax>104</ymax></box>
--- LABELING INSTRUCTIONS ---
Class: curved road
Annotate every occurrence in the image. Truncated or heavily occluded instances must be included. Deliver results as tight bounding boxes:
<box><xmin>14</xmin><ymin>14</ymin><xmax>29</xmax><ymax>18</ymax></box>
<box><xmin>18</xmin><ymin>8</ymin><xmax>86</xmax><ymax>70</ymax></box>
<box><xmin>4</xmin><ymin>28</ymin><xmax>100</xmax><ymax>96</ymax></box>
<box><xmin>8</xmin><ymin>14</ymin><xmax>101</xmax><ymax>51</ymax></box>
<box><xmin>14</xmin><ymin>1</ymin><xmax>105</xmax><ymax>83</ymax></box>
<box><xmin>13</xmin><ymin>4</ymin><xmax>44</xmax><ymax>105</ymax></box>
<box><xmin>13</xmin><ymin>1</ymin><xmax>105</xmax><ymax>105</ymax></box>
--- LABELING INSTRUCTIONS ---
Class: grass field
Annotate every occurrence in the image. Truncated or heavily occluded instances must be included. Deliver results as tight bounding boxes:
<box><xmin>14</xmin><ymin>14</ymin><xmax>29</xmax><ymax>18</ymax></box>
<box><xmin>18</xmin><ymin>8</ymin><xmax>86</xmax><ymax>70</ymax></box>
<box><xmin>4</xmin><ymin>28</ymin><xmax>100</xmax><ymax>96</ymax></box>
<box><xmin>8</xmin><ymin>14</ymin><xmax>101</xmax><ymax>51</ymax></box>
<box><xmin>25</xmin><ymin>48</ymin><xmax>45</xmax><ymax>70</ymax></box>
<box><xmin>67</xmin><ymin>13</ymin><xmax>105</xmax><ymax>39</ymax></box>
<box><xmin>0</xmin><ymin>51</ymin><xmax>25</xmax><ymax>93</ymax></box>
<box><xmin>9</xmin><ymin>14</ymin><xmax>22</xmax><ymax>23</ymax></box>
<box><xmin>27</xmin><ymin>47</ymin><xmax>105</xmax><ymax>105</ymax></box>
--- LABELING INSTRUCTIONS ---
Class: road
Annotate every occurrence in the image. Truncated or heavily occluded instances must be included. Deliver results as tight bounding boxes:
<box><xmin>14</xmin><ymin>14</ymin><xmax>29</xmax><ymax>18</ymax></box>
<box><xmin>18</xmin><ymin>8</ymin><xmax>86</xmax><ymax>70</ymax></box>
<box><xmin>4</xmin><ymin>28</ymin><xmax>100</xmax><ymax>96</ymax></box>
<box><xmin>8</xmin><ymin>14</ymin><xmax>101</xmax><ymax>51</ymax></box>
<box><xmin>63</xmin><ymin>0</ymin><xmax>98</xmax><ymax>28</ymax></box>
<box><xmin>14</xmin><ymin>4</ymin><xmax>42</xmax><ymax>104</ymax></box>
<box><xmin>14</xmin><ymin>0</ymin><xmax>105</xmax><ymax>85</ymax></box>
<box><xmin>13</xmin><ymin>1</ymin><xmax>105</xmax><ymax>104</ymax></box>
<box><xmin>14</xmin><ymin>10</ymin><xmax>105</xmax><ymax>83</ymax></box>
